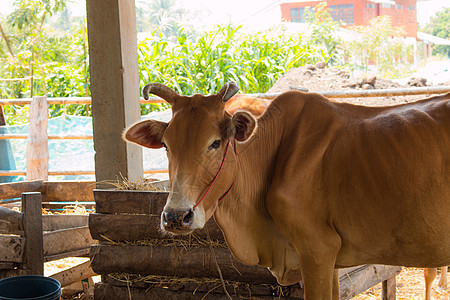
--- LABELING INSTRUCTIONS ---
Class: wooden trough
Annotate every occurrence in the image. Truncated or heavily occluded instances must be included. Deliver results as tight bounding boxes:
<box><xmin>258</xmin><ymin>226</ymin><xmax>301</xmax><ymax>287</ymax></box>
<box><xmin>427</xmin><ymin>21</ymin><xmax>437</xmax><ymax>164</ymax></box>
<box><xmin>0</xmin><ymin>182</ymin><xmax>96</xmax><ymax>288</ymax></box>
<box><xmin>89</xmin><ymin>189</ymin><xmax>401</xmax><ymax>299</ymax></box>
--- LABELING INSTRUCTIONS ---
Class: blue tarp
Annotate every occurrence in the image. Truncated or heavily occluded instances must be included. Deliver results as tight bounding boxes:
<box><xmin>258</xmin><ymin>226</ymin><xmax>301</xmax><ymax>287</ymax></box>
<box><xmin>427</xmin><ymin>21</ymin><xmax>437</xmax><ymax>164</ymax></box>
<box><xmin>0</xmin><ymin>110</ymin><xmax>173</xmax><ymax>182</ymax></box>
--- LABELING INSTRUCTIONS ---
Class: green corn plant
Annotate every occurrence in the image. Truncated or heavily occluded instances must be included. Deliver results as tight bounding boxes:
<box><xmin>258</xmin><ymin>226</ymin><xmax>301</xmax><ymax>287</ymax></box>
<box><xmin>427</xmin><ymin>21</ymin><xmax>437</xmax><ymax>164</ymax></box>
<box><xmin>137</xmin><ymin>24</ymin><xmax>327</xmax><ymax>98</ymax></box>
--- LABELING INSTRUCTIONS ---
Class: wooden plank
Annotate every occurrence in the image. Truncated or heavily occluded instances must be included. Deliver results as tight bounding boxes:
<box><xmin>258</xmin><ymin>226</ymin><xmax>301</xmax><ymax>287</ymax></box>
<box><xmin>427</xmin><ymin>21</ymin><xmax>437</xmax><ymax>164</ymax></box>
<box><xmin>105</xmin><ymin>275</ymin><xmax>286</xmax><ymax>295</ymax></box>
<box><xmin>0</xmin><ymin>134</ymin><xmax>93</xmax><ymax>140</ymax></box>
<box><xmin>89</xmin><ymin>244</ymin><xmax>278</xmax><ymax>285</ymax></box>
<box><xmin>0</xmin><ymin>97</ymin><xmax>164</xmax><ymax>106</ymax></box>
<box><xmin>339</xmin><ymin>265</ymin><xmax>401</xmax><ymax>300</ymax></box>
<box><xmin>382</xmin><ymin>276</ymin><xmax>397</xmax><ymax>300</ymax></box>
<box><xmin>94</xmin><ymin>283</ymin><xmax>212</xmax><ymax>300</ymax></box>
<box><xmin>0</xmin><ymin>206</ymin><xmax>23</xmax><ymax>234</ymax></box>
<box><xmin>0</xmin><ymin>268</ymin><xmax>26</xmax><ymax>279</ymax></box>
<box><xmin>22</xmin><ymin>192</ymin><xmax>44</xmax><ymax>275</ymax></box>
<box><xmin>86</xmin><ymin>0</ymin><xmax>143</xmax><ymax>183</ymax></box>
<box><xmin>50</xmin><ymin>261</ymin><xmax>95</xmax><ymax>287</ymax></box>
<box><xmin>43</xmin><ymin>181</ymin><xmax>95</xmax><ymax>202</ymax></box>
<box><xmin>43</xmin><ymin>226</ymin><xmax>94</xmax><ymax>257</ymax></box>
<box><xmin>0</xmin><ymin>235</ymin><xmax>24</xmax><ymax>263</ymax></box>
<box><xmin>26</xmin><ymin>96</ymin><xmax>48</xmax><ymax>181</ymax></box>
<box><xmin>43</xmin><ymin>215</ymin><xmax>88</xmax><ymax>231</ymax></box>
<box><xmin>44</xmin><ymin>248</ymin><xmax>90</xmax><ymax>262</ymax></box>
<box><xmin>0</xmin><ymin>262</ymin><xmax>16</xmax><ymax>270</ymax></box>
<box><xmin>95</xmin><ymin>282</ymin><xmax>297</xmax><ymax>300</ymax></box>
<box><xmin>89</xmin><ymin>213</ymin><xmax>224</xmax><ymax>241</ymax></box>
<box><xmin>0</xmin><ymin>202</ymin><xmax>21</xmax><ymax>210</ymax></box>
<box><xmin>0</xmin><ymin>170</ymin><xmax>167</xmax><ymax>177</ymax></box>
<box><xmin>0</xmin><ymin>180</ymin><xmax>43</xmax><ymax>201</ymax></box>
<box><xmin>42</xmin><ymin>203</ymin><xmax>95</xmax><ymax>210</ymax></box>
<box><xmin>94</xmin><ymin>190</ymin><xmax>168</xmax><ymax>214</ymax></box>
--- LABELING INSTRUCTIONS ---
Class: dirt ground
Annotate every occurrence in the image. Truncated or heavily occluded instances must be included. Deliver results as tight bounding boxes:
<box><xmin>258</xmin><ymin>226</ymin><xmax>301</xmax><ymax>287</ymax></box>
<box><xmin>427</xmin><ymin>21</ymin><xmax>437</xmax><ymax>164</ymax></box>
<box><xmin>268</xmin><ymin>63</ymin><xmax>448</xmax><ymax>106</ymax></box>
<box><xmin>356</xmin><ymin>267</ymin><xmax>449</xmax><ymax>300</ymax></box>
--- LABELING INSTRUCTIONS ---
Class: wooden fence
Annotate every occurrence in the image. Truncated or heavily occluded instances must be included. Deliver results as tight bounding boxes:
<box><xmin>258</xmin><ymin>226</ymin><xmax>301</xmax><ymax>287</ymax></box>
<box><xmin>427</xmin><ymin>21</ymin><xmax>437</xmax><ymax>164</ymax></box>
<box><xmin>0</xmin><ymin>191</ymin><xmax>95</xmax><ymax>288</ymax></box>
<box><xmin>0</xmin><ymin>96</ymin><xmax>169</xmax><ymax>179</ymax></box>
<box><xmin>89</xmin><ymin>189</ymin><xmax>401</xmax><ymax>299</ymax></box>
<box><xmin>0</xmin><ymin>180</ymin><xmax>95</xmax><ymax>210</ymax></box>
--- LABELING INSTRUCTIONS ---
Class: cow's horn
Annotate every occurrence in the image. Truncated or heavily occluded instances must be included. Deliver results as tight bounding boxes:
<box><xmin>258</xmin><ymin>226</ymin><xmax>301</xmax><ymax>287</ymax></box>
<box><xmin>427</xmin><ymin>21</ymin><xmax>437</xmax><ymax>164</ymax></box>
<box><xmin>217</xmin><ymin>81</ymin><xmax>240</xmax><ymax>102</ymax></box>
<box><xmin>142</xmin><ymin>83</ymin><xmax>178</xmax><ymax>104</ymax></box>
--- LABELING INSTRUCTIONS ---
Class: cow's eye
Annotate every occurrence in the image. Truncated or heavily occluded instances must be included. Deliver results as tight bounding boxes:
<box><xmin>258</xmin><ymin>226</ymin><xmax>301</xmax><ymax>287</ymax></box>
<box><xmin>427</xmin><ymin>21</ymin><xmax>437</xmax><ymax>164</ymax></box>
<box><xmin>162</xmin><ymin>142</ymin><xmax>168</xmax><ymax>151</ymax></box>
<box><xmin>208</xmin><ymin>140</ymin><xmax>221</xmax><ymax>151</ymax></box>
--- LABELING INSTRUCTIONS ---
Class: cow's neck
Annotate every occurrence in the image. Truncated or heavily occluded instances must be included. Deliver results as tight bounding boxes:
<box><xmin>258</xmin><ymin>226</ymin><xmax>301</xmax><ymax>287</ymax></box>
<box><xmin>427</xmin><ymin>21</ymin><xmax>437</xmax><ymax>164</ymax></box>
<box><xmin>213</xmin><ymin>103</ymin><xmax>298</xmax><ymax>276</ymax></box>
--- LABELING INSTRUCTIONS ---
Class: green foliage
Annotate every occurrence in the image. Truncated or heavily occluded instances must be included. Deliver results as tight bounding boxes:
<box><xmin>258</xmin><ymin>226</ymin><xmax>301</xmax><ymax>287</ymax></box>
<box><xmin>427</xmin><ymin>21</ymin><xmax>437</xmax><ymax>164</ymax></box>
<box><xmin>8</xmin><ymin>0</ymin><xmax>67</xmax><ymax>30</ymax></box>
<box><xmin>0</xmin><ymin>0</ymin><xmax>418</xmax><ymax>125</ymax></box>
<box><xmin>305</xmin><ymin>2</ymin><xmax>342</xmax><ymax>64</ymax></box>
<box><xmin>138</xmin><ymin>25</ymin><xmax>325</xmax><ymax>97</ymax></box>
<box><xmin>422</xmin><ymin>7</ymin><xmax>450</xmax><ymax>57</ymax></box>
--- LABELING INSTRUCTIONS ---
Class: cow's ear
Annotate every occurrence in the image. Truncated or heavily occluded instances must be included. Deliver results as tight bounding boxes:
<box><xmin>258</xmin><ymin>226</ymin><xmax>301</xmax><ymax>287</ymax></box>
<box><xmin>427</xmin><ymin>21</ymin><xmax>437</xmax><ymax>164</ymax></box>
<box><xmin>123</xmin><ymin>120</ymin><xmax>168</xmax><ymax>149</ymax></box>
<box><xmin>231</xmin><ymin>110</ymin><xmax>257</xmax><ymax>142</ymax></box>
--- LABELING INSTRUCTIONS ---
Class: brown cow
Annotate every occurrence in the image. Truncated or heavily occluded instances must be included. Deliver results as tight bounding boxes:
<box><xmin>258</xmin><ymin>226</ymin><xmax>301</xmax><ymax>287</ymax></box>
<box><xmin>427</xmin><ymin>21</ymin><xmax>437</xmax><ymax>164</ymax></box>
<box><xmin>123</xmin><ymin>82</ymin><xmax>450</xmax><ymax>299</ymax></box>
<box><xmin>225</xmin><ymin>94</ymin><xmax>270</xmax><ymax>116</ymax></box>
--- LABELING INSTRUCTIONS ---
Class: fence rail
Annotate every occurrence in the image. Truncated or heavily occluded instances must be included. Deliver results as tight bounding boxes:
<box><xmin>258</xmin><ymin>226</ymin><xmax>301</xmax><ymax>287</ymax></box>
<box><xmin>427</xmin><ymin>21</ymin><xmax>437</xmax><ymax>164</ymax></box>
<box><xmin>0</xmin><ymin>170</ymin><xmax>169</xmax><ymax>176</ymax></box>
<box><xmin>1</xmin><ymin>86</ymin><xmax>449</xmax><ymax>106</ymax></box>
<box><xmin>0</xmin><ymin>97</ymin><xmax>165</xmax><ymax>106</ymax></box>
<box><xmin>1</xmin><ymin>86</ymin><xmax>449</xmax><ymax>178</ymax></box>
<box><xmin>0</xmin><ymin>134</ymin><xmax>93</xmax><ymax>140</ymax></box>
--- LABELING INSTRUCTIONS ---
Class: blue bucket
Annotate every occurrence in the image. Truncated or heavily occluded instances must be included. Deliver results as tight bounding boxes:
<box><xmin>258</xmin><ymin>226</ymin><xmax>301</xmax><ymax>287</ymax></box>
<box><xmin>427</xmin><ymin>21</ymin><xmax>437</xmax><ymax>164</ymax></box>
<box><xmin>0</xmin><ymin>276</ymin><xmax>61</xmax><ymax>300</ymax></box>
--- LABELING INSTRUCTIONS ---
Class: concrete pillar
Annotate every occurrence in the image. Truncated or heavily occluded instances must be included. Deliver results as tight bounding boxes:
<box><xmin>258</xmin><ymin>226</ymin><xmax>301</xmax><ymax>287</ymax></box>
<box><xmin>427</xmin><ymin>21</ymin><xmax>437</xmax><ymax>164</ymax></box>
<box><xmin>86</xmin><ymin>0</ymin><xmax>143</xmax><ymax>184</ymax></box>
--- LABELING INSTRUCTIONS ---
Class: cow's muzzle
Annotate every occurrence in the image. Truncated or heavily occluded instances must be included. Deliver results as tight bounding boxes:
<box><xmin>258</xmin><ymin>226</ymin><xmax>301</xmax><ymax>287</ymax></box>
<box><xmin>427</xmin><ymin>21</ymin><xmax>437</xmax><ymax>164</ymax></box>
<box><xmin>161</xmin><ymin>209</ymin><xmax>194</xmax><ymax>234</ymax></box>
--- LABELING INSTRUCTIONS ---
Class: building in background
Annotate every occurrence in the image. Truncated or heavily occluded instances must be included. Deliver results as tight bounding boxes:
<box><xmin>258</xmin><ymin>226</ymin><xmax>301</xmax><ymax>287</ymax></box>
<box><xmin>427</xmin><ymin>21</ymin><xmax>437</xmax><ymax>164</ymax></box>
<box><xmin>280</xmin><ymin>0</ymin><xmax>418</xmax><ymax>37</ymax></box>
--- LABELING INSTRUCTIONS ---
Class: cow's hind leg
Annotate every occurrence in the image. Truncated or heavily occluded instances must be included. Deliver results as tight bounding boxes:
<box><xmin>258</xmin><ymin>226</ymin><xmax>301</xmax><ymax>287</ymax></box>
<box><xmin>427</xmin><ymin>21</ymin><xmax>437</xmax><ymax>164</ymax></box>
<box><xmin>437</xmin><ymin>266</ymin><xmax>448</xmax><ymax>291</ymax></box>
<box><xmin>333</xmin><ymin>269</ymin><xmax>340</xmax><ymax>300</ymax></box>
<box><xmin>424</xmin><ymin>268</ymin><xmax>437</xmax><ymax>300</ymax></box>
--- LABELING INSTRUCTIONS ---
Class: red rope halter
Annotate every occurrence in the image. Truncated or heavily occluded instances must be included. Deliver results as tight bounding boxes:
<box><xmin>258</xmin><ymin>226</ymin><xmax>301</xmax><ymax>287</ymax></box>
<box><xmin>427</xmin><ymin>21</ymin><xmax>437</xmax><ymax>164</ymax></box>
<box><xmin>193</xmin><ymin>139</ymin><xmax>237</xmax><ymax>210</ymax></box>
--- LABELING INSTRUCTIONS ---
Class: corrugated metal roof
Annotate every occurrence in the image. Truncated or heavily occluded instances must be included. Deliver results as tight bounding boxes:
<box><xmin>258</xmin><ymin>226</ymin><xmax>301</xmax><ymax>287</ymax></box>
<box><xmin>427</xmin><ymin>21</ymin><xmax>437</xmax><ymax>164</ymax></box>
<box><xmin>417</xmin><ymin>32</ymin><xmax>450</xmax><ymax>45</ymax></box>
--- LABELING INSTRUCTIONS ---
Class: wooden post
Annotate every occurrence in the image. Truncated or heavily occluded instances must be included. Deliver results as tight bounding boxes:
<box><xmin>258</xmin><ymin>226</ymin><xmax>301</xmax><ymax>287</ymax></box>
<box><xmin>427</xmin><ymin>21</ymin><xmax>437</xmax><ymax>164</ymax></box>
<box><xmin>22</xmin><ymin>192</ymin><xmax>44</xmax><ymax>275</ymax></box>
<box><xmin>381</xmin><ymin>276</ymin><xmax>396</xmax><ymax>300</ymax></box>
<box><xmin>86</xmin><ymin>0</ymin><xmax>143</xmax><ymax>185</ymax></box>
<box><xmin>26</xmin><ymin>96</ymin><xmax>48</xmax><ymax>180</ymax></box>
<box><xmin>0</xmin><ymin>106</ymin><xmax>6</xmax><ymax>126</ymax></box>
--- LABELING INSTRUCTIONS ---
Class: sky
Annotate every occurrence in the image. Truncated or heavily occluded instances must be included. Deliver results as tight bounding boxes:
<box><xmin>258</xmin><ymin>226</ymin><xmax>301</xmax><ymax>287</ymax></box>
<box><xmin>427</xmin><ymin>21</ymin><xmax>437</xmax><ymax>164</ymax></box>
<box><xmin>0</xmin><ymin>0</ymin><xmax>448</xmax><ymax>28</ymax></box>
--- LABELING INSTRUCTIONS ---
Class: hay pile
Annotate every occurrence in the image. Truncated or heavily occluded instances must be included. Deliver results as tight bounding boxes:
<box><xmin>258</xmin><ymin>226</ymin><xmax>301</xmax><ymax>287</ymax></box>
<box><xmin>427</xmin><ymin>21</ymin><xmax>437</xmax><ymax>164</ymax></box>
<box><xmin>99</xmin><ymin>175</ymin><xmax>163</xmax><ymax>191</ymax></box>
<box><xmin>101</xmin><ymin>233</ymin><xmax>228</xmax><ymax>249</ymax></box>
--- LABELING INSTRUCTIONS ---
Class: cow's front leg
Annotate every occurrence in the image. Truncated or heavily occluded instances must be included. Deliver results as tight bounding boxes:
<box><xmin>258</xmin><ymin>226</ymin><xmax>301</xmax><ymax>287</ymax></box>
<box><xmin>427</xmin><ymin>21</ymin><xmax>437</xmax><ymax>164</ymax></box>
<box><xmin>295</xmin><ymin>232</ymin><xmax>342</xmax><ymax>300</ymax></box>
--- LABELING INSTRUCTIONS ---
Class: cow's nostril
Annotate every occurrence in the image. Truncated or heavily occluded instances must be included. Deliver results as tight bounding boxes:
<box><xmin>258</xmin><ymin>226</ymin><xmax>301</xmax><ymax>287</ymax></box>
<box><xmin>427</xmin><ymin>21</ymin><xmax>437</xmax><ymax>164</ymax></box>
<box><xmin>182</xmin><ymin>209</ymin><xmax>194</xmax><ymax>225</ymax></box>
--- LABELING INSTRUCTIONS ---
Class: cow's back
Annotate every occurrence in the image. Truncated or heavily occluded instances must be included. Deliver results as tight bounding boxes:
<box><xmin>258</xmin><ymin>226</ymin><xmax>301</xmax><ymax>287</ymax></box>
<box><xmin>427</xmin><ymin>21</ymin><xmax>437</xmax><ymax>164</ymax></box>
<box><xmin>268</xmin><ymin>93</ymin><xmax>450</xmax><ymax>268</ymax></box>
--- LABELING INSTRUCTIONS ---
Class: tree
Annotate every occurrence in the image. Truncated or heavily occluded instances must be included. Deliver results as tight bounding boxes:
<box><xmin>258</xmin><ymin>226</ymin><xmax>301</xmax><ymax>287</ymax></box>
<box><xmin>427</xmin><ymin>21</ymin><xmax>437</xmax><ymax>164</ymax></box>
<box><xmin>0</xmin><ymin>0</ymin><xmax>68</xmax><ymax>98</ymax></box>
<box><xmin>305</xmin><ymin>2</ymin><xmax>342</xmax><ymax>65</ymax></box>
<box><xmin>422</xmin><ymin>7</ymin><xmax>450</xmax><ymax>57</ymax></box>
<box><xmin>138</xmin><ymin>0</ymin><xmax>184</xmax><ymax>38</ymax></box>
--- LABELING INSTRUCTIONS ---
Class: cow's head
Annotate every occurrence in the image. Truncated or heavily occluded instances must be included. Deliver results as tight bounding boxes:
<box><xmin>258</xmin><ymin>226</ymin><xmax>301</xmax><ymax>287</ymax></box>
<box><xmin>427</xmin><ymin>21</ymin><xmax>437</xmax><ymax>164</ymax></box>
<box><xmin>123</xmin><ymin>82</ymin><xmax>257</xmax><ymax>235</ymax></box>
